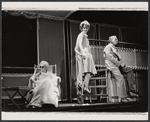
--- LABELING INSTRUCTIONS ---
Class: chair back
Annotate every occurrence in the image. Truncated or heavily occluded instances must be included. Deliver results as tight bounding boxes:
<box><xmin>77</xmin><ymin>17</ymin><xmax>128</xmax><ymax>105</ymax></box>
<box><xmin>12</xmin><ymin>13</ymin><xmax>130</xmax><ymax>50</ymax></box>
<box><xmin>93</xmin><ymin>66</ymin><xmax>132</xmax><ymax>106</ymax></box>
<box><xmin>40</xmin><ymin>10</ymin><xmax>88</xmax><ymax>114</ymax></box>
<box><xmin>49</xmin><ymin>64</ymin><xmax>57</xmax><ymax>75</ymax></box>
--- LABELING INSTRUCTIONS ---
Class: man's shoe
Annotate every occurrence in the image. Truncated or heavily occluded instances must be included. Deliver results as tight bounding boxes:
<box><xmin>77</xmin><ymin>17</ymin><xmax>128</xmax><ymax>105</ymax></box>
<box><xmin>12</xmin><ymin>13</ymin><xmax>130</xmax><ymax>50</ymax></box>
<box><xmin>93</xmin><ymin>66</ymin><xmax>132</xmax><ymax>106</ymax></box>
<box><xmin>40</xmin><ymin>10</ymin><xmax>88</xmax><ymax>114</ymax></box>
<box><xmin>129</xmin><ymin>89</ymin><xmax>139</xmax><ymax>94</ymax></box>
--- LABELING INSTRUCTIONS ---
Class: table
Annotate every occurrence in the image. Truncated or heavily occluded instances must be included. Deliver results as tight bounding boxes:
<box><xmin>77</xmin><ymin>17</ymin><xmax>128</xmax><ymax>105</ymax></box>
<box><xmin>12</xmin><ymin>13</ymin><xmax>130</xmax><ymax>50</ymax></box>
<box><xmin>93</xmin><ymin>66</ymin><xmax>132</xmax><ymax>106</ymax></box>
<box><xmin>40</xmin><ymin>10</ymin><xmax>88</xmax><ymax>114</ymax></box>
<box><xmin>2</xmin><ymin>86</ymin><xmax>33</xmax><ymax>109</ymax></box>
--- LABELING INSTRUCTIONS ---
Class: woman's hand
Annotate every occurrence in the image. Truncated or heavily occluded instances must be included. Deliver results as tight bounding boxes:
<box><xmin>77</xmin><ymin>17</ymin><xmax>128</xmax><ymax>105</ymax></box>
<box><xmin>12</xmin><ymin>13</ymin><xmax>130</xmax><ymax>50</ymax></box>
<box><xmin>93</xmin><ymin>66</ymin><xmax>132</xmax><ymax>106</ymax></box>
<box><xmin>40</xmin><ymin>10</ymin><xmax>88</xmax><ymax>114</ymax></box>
<box><xmin>34</xmin><ymin>65</ymin><xmax>41</xmax><ymax>74</ymax></box>
<box><xmin>81</xmin><ymin>54</ymin><xmax>86</xmax><ymax>60</ymax></box>
<box><xmin>34</xmin><ymin>65</ymin><xmax>38</xmax><ymax>73</ymax></box>
<box><xmin>32</xmin><ymin>66</ymin><xmax>41</xmax><ymax>80</ymax></box>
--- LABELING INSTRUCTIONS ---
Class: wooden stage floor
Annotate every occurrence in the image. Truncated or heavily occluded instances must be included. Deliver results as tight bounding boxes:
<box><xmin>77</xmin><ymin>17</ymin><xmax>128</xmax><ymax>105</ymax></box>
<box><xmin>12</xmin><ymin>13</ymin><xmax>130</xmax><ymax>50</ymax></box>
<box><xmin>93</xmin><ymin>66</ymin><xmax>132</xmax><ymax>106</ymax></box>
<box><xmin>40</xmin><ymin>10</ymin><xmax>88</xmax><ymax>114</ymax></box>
<box><xmin>2</xmin><ymin>99</ymin><xmax>147</xmax><ymax>112</ymax></box>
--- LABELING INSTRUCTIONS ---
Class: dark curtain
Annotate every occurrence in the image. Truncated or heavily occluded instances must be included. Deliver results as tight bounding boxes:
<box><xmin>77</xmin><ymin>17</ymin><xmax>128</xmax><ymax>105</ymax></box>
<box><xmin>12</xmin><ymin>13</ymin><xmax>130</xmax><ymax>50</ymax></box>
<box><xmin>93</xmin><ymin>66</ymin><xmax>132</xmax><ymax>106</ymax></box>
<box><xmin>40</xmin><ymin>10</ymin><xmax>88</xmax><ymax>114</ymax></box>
<box><xmin>39</xmin><ymin>18</ymin><xmax>67</xmax><ymax>99</ymax></box>
<box><xmin>137</xmin><ymin>70</ymin><xmax>148</xmax><ymax>104</ymax></box>
<box><xmin>64</xmin><ymin>20</ymin><xmax>72</xmax><ymax>102</ymax></box>
<box><xmin>2</xmin><ymin>11</ymin><xmax>37</xmax><ymax>73</ymax></box>
<box><xmin>121</xmin><ymin>28</ymin><xmax>140</xmax><ymax>44</ymax></box>
<box><xmin>100</xmin><ymin>26</ymin><xmax>119</xmax><ymax>41</ymax></box>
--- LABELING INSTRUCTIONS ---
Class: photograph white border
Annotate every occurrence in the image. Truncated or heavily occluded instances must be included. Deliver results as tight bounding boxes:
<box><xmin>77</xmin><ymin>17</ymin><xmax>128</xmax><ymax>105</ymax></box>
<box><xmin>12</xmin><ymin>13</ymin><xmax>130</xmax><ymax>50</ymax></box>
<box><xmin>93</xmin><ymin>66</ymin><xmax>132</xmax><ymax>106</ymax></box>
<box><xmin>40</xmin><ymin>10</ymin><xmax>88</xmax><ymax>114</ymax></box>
<box><xmin>1</xmin><ymin>1</ymin><xmax>149</xmax><ymax>120</ymax></box>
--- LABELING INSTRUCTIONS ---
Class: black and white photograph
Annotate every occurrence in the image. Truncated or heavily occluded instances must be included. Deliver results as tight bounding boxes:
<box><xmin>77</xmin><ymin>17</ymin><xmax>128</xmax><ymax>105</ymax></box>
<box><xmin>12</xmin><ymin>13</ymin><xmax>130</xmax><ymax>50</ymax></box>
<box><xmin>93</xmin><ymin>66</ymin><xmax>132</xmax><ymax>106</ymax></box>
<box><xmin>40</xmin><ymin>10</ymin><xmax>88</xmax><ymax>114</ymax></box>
<box><xmin>1</xmin><ymin>2</ymin><xmax>149</xmax><ymax>120</ymax></box>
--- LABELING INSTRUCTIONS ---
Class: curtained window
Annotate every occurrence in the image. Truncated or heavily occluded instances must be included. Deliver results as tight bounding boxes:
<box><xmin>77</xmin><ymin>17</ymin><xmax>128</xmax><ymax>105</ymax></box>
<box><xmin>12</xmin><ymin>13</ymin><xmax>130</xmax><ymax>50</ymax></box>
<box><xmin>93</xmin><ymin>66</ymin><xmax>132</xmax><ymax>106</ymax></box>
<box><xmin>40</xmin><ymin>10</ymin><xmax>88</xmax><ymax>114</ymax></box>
<box><xmin>2</xmin><ymin>11</ymin><xmax>37</xmax><ymax>73</ymax></box>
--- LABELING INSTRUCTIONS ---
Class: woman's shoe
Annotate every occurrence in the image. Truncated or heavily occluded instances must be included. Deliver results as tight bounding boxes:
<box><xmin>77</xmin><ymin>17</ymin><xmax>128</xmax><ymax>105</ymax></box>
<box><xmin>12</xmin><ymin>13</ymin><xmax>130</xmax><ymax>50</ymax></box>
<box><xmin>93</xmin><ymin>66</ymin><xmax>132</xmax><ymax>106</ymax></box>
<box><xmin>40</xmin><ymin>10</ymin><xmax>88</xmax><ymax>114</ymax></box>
<box><xmin>84</xmin><ymin>87</ymin><xmax>91</xmax><ymax>94</ymax></box>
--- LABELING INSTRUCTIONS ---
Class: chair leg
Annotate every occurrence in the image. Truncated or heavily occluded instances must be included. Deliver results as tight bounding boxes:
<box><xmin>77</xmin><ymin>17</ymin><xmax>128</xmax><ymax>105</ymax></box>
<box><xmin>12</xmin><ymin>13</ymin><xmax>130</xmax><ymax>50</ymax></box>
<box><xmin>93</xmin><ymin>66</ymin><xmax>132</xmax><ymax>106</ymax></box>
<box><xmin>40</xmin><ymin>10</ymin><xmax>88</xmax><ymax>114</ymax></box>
<box><xmin>4</xmin><ymin>90</ymin><xmax>20</xmax><ymax>109</ymax></box>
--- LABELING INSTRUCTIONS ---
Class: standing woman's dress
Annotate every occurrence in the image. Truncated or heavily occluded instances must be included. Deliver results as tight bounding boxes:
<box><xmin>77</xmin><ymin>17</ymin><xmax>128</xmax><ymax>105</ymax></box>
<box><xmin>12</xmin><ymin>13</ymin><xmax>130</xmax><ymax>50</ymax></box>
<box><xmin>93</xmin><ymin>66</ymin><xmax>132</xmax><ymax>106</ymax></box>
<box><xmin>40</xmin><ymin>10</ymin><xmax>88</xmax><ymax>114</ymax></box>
<box><xmin>26</xmin><ymin>71</ymin><xmax>60</xmax><ymax>107</ymax></box>
<box><xmin>75</xmin><ymin>31</ymin><xmax>97</xmax><ymax>85</ymax></box>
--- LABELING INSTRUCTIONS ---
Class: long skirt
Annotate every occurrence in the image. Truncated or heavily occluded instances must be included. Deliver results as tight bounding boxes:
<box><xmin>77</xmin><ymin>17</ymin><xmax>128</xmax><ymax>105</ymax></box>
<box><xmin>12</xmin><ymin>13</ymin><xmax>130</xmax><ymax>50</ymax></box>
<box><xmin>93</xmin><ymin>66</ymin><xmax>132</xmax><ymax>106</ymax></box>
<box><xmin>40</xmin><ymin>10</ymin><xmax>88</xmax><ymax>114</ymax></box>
<box><xmin>26</xmin><ymin>78</ymin><xmax>59</xmax><ymax>107</ymax></box>
<box><xmin>76</xmin><ymin>52</ymin><xmax>97</xmax><ymax>84</ymax></box>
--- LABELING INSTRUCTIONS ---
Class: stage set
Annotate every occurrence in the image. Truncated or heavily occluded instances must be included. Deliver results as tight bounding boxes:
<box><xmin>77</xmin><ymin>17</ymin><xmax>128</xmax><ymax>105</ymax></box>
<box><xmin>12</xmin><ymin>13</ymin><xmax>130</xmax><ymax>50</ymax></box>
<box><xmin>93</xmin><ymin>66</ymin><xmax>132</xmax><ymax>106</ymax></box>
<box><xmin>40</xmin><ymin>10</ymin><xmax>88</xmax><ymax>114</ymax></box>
<box><xmin>1</xmin><ymin>10</ymin><xmax>148</xmax><ymax>112</ymax></box>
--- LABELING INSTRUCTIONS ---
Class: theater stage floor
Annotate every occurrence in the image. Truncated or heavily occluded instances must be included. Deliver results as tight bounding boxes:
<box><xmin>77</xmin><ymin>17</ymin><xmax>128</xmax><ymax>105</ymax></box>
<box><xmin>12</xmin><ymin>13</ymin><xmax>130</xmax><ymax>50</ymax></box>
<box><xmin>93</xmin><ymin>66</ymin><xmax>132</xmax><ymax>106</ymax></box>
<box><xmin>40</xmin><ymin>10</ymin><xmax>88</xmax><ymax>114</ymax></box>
<box><xmin>2</xmin><ymin>100</ymin><xmax>147</xmax><ymax>112</ymax></box>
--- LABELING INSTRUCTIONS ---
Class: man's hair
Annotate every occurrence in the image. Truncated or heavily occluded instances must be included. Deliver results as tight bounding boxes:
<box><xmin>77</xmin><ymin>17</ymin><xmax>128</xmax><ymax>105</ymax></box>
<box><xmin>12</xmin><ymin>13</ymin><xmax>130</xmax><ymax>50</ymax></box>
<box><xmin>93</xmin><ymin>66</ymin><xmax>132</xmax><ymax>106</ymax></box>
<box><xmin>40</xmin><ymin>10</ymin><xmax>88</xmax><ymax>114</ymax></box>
<box><xmin>109</xmin><ymin>35</ymin><xmax>117</xmax><ymax>42</ymax></box>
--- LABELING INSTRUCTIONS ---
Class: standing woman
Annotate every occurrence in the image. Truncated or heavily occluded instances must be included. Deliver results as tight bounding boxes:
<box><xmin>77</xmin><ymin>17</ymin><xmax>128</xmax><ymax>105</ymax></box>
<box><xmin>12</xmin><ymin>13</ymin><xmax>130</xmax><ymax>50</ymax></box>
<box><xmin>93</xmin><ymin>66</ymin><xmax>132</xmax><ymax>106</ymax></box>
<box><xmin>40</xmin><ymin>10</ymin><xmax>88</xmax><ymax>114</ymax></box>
<box><xmin>75</xmin><ymin>20</ymin><xmax>97</xmax><ymax>93</ymax></box>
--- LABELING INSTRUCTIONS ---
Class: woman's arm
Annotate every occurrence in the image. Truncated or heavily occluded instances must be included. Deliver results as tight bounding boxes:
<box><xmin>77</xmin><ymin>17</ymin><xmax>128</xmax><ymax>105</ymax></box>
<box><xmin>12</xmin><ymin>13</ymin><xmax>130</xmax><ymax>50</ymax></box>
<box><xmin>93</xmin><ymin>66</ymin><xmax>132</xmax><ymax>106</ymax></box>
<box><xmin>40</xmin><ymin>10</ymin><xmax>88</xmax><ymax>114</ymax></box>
<box><xmin>78</xmin><ymin>34</ymin><xmax>86</xmax><ymax>59</ymax></box>
<box><xmin>30</xmin><ymin>68</ymin><xmax>41</xmax><ymax>83</ymax></box>
<box><xmin>31</xmin><ymin>68</ymin><xmax>37</xmax><ymax>81</ymax></box>
<box><xmin>74</xmin><ymin>48</ymin><xmax>82</xmax><ymax>56</ymax></box>
<box><xmin>74</xmin><ymin>34</ymin><xmax>86</xmax><ymax>59</ymax></box>
<box><xmin>78</xmin><ymin>34</ymin><xmax>84</xmax><ymax>56</ymax></box>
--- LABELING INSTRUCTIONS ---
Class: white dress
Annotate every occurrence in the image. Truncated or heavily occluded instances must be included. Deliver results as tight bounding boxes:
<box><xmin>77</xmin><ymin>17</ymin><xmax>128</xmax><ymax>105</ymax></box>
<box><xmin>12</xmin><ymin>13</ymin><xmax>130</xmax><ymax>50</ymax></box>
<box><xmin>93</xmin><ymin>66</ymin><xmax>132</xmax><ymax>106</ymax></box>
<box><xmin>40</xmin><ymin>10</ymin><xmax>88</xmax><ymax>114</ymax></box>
<box><xmin>75</xmin><ymin>32</ymin><xmax>97</xmax><ymax>84</ymax></box>
<box><xmin>26</xmin><ymin>72</ymin><xmax>59</xmax><ymax>107</ymax></box>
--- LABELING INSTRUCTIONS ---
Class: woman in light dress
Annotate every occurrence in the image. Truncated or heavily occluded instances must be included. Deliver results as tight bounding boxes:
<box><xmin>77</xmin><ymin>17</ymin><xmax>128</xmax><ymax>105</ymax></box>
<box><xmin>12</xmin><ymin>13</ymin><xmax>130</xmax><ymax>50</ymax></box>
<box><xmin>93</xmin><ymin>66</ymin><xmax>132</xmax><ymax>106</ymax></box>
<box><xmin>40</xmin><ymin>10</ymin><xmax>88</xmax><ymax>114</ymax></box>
<box><xmin>75</xmin><ymin>20</ymin><xmax>97</xmax><ymax>93</ymax></box>
<box><xmin>26</xmin><ymin>61</ymin><xmax>60</xmax><ymax>108</ymax></box>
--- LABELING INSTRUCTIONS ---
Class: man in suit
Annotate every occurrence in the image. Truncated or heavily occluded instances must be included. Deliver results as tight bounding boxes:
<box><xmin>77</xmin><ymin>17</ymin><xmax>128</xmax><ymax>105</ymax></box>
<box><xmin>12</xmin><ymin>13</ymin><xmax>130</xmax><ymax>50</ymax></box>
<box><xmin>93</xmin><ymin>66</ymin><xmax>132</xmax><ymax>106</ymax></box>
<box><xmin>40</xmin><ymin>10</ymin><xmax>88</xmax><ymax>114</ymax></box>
<box><xmin>103</xmin><ymin>35</ymin><xmax>138</xmax><ymax>102</ymax></box>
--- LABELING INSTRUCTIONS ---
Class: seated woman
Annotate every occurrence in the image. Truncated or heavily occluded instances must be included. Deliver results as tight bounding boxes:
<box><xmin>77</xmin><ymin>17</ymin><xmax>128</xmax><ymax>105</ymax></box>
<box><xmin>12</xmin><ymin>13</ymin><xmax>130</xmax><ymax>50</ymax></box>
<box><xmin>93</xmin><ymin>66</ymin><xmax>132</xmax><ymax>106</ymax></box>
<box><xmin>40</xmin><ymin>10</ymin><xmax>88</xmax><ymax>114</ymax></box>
<box><xmin>26</xmin><ymin>61</ymin><xmax>60</xmax><ymax>108</ymax></box>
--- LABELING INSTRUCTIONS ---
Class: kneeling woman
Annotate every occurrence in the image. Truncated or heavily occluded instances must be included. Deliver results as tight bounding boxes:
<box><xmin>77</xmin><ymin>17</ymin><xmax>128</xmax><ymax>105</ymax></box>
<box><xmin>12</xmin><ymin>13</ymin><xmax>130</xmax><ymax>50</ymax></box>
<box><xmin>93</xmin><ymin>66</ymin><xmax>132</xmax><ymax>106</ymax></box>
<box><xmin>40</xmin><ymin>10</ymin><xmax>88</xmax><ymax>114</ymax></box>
<box><xmin>26</xmin><ymin>61</ymin><xmax>60</xmax><ymax>108</ymax></box>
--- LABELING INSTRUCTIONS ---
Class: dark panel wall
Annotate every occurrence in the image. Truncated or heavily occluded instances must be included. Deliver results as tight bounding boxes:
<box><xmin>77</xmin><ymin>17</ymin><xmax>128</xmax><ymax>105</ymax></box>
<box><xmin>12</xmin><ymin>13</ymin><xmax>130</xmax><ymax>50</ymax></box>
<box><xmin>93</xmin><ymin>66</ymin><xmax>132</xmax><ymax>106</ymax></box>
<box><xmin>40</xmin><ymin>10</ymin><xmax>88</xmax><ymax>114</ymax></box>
<box><xmin>121</xmin><ymin>28</ymin><xmax>140</xmax><ymax>43</ymax></box>
<box><xmin>137</xmin><ymin>70</ymin><xmax>148</xmax><ymax>102</ymax></box>
<box><xmin>100</xmin><ymin>26</ymin><xmax>119</xmax><ymax>41</ymax></box>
